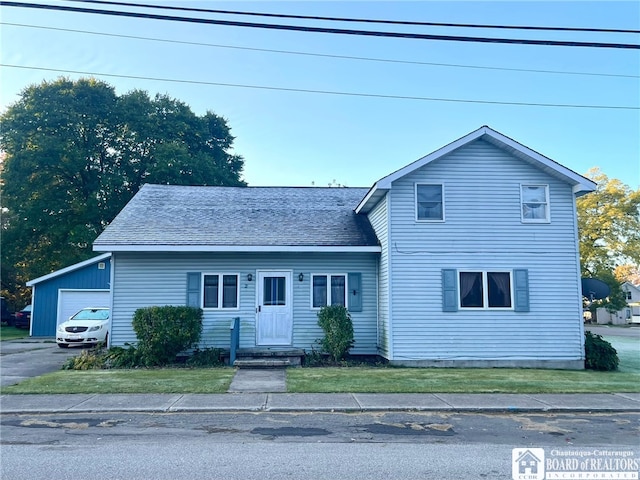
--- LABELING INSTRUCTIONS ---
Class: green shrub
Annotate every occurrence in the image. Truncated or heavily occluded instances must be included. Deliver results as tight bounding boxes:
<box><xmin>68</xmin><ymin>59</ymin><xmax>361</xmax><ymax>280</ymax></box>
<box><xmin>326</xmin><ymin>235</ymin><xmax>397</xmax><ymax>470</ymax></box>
<box><xmin>132</xmin><ymin>306</ymin><xmax>203</xmax><ymax>366</ymax></box>
<box><xmin>186</xmin><ymin>347</ymin><xmax>224</xmax><ymax>367</ymax></box>
<box><xmin>104</xmin><ymin>345</ymin><xmax>141</xmax><ymax>369</ymax></box>
<box><xmin>585</xmin><ymin>331</ymin><xmax>619</xmax><ymax>371</ymax></box>
<box><xmin>62</xmin><ymin>347</ymin><xmax>107</xmax><ymax>370</ymax></box>
<box><xmin>317</xmin><ymin>305</ymin><xmax>354</xmax><ymax>362</ymax></box>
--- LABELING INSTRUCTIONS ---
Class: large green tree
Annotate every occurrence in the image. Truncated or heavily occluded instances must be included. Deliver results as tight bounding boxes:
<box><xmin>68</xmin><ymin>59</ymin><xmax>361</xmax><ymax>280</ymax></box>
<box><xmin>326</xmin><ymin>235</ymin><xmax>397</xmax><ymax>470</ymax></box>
<box><xmin>577</xmin><ymin>168</ymin><xmax>640</xmax><ymax>314</ymax></box>
<box><xmin>1</xmin><ymin>77</ymin><xmax>245</xmax><ymax>306</ymax></box>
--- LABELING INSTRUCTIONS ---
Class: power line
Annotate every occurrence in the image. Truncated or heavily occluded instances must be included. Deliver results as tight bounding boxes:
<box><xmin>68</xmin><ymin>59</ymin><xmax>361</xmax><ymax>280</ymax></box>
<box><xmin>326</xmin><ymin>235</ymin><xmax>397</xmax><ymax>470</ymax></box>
<box><xmin>68</xmin><ymin>0</ymin><xmax>640</xmax><ymax>34</ymax></box>
<box><xmin>4</xmin><ymin>22</ymin><xmax>637</xmax><ymax>79</ymax></box>
<box><xmin>2</xmin><ymin>64</ymin><xmax>637</xmax><ymax>110</ymax></box>
<box><xmin>1</xmin><ymin>1</ymin><xmax>639</xmax><ymax>50</ymax></box>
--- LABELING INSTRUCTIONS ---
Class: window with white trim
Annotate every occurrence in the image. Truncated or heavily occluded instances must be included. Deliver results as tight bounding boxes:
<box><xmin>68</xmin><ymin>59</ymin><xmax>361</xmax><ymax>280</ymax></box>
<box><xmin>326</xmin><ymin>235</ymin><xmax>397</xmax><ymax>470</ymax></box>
<box><xmin>416</xmin><ymin>184</ymin><xmax>444</xmax><ymax>221</ymax></box>
<box><xmin>203</xmin><ymin>274</ymin><xmax>239</xmax><ymax>309</ymax></box>
<box><xmin>521</xmin><ymin>185</ymin><xmax>549</xmax><ymax>222</ymax></box>
<box><xmin>312</xmin><ymin>274</ymin><xmax>346</xmax><ymax>308</ymax></box>
<box><xmin>459</xmin><ymin>271</ymin><xmax>513</xmax><ymax>309</ymax></box>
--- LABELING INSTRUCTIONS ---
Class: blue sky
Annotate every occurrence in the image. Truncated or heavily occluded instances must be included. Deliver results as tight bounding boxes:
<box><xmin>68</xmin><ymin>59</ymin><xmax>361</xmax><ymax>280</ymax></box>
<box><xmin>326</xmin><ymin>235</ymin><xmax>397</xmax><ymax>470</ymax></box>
<box><xmin>1</xmin><ymin>1</ymin><xmax>638</xmax><ymax>188</ymax></box>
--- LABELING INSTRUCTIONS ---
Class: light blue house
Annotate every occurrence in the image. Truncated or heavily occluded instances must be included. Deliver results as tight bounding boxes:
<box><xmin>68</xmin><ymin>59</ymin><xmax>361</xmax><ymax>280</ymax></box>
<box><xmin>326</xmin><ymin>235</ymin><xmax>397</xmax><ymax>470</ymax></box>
<box><xmin>26</xmin><ymin>253</ymin><xmax>111</xmax><ymax>337</ymax></box>
<box><xmin>93</xmin><ymin>126</ymin><xmax>596</xmax><ymax>368</ymax></box>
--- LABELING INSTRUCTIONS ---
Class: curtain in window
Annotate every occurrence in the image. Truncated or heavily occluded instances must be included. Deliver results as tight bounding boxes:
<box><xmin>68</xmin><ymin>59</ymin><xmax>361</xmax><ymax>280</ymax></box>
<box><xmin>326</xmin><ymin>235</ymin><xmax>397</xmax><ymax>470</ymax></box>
<box><xmin>331</xmin><ymin>275</ymin><xmax>346</xmax><ymax>306</ymax></box>
<box><xmin>313</xmin><ymin>276</ymin><xmax>327</xmax><ymax>308</ymax></box>
<box><xmin>222</xmin><ymin>275</ymin><xmax>238</xmax><ymax>308</ymax></box>
<box><xmin>460</xmin><ymin>272</ymin><xmax>483</xmax><ymax>307</ymax></box>
<box><xmin>417</xmin><ymin>185</ymin><xmax>443</xmax><ymax>220</ymax></box>
<box><xmin>522</xmin><ymin>186</ymin><xmax>547</xmax><ymax>219</ymax></box>
<box><xmin>487</xmin><ymin>272</ymin><xmax>511</xmax><ymax>308</ymax></box>
<box><xmin>263</xmin><ymin>277</ymin><xmax>285</xmax><ymax>306</ymax></box>
<box><xmin>203</xmin><ymin>275</ymin><xmax>219</xmax><ymax>308</ymax></box>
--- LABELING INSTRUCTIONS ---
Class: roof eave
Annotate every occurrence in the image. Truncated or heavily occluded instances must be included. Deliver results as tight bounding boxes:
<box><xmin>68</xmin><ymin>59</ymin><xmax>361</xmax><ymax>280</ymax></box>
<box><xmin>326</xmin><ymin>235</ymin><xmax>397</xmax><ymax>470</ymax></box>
<box><xmin>358</xmin><ymin>126</ymin><xmax>597</xmax><ymax>206</ymax></box>
<box><xmin>94</xmin><ymin>245</ymin><xmax>382</xmax><ymax>253</ymax></box>
<box><xmin>26</xmin><ymin>253</ymin><xmax>112</xmax><ymax>286</ymax></box>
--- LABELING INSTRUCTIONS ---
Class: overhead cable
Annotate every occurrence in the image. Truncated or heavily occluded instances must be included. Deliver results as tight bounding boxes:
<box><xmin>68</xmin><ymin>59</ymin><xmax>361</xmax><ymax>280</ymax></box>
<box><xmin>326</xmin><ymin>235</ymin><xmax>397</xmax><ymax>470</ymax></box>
<box><xmin>1</xmin><ymin>2</ymin><xmax>639</xmax><ymax>49</ymax></box>
<box><xmin>67</xmin><ymin>0</ymin><xmax>640</xmax><ymax>34</ymax></box>
<box><xmin>3</xmin><ymin>22</ymin><xmax>637</xmax><ymax>79</ymax></box>
<box><xmin>2</xmin><ymin>64</ymin><xmax>637</xmax><ymax>110</ymax></box>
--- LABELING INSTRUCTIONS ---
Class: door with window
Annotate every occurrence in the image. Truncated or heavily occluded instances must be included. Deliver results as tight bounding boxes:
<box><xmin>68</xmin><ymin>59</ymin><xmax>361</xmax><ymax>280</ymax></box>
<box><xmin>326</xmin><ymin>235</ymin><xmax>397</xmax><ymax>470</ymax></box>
<box><xmin>256</xmin><ymin>271</ymin><xmax>292</xmax><ymax>345</ymax></box>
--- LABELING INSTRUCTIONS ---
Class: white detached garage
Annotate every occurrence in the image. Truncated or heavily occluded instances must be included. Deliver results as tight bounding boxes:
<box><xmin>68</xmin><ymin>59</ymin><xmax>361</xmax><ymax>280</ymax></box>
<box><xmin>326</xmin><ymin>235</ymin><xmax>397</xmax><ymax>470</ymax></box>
<box><xmin>26</xmin><ymin>254</ymin><xmax>111</xmax><ymax>337</ymax></box>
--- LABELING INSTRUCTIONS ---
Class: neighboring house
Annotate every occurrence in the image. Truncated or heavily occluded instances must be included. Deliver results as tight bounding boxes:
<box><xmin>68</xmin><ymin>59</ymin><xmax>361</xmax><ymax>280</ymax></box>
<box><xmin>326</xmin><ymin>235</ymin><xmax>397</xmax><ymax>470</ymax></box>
<box><xmin>93</xmin><ymin>126</ymin><xmax>596</xmax><ymax>368</ymax></box>
<box><xmin>25</xmin><ymin>254</ymin><xmax>111</xmax><ymax>336</ymax></box>
<box><xmin>595</xmin><ymin>282</ymin><xmax>640</xmax><ymax>325</ymax></box>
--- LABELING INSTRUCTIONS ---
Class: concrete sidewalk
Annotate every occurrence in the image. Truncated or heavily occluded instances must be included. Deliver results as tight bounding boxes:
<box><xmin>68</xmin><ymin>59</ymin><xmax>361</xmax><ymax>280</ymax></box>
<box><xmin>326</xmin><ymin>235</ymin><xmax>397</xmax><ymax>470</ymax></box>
<box><xmin>1</xmin><ymin>392</ymin><xmax>639</xmax><ymax>415</ymax></box>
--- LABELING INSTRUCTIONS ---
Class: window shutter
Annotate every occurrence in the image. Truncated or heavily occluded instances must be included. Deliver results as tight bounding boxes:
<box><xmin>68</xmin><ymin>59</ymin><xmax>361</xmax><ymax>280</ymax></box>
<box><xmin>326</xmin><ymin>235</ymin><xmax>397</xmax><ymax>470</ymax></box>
<box><xmin>186</xmin><ymin>272</ymin><xmax>201</xmax><ymax>307</ymax></box>
<box><xmin>442</xmin><ymin>269</ymin><xmax>458</xmax><ymax>312</ymax></box>
<box><xmin>513</xmin><ymin>269</ymin><xmax>530</xmax><ymax>312</ymax></box>
<box><xmin>348</xmin><ymin>273</ymin><xmax>362</xmax><ymax>312</ymax></box>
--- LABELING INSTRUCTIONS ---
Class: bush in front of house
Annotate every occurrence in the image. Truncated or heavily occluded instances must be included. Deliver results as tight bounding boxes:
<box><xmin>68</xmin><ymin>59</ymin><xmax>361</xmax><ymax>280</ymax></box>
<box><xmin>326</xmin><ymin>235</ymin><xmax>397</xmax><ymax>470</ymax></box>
<box><xmin>584</xmin><ymin>331</ymin><xmax>619</xmax><ymax>371</ymax></box>
<box><xmin>132</xmin><ymin>306</ymin><xmax>203</xmax><ymax>366</ymax></box>
<box><xmin>317</xmin><ymin>304</ymin><xmax>354</xmax><ymax>362</ymax></box>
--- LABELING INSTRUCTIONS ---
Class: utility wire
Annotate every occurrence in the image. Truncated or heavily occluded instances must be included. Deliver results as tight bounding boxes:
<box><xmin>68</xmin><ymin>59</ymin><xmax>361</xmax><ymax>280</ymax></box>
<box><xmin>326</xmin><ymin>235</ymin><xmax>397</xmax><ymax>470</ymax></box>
<box><xmin>69</xmin><ymin>0</ymin><xmax>640</xmax><ymax>34</ymax></box>
<box><xmin>2</xmin><ymin>64</ymin><xmax>637</xmax><ymax>110</ymax></box>
<box><xmin>1</xmin><ymin>2</ymin><xmax>639</xmax><ymax>49</ymax></box>
<box><xmin>4</xmin><ymin>22</ymin><xmax>637</xmax><ymax>79</ymax></box>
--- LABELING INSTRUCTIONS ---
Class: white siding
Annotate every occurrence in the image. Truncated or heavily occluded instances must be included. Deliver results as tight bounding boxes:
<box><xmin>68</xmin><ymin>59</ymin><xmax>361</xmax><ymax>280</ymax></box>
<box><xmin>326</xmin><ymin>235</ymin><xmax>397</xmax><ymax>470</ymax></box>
<box><xmin>368</xmin><ymin>194</ymin><xmax>390</xmax><ymax>357</ymax></box>
<box><xmin>111</xmin><ymin>252</ymin><xmax>378</xmax><ymax>354</ymax></box>
<box><xmin>387</xmin><ymin>139</ymin><xmax>584</xmax><ymax>363</ymax></box>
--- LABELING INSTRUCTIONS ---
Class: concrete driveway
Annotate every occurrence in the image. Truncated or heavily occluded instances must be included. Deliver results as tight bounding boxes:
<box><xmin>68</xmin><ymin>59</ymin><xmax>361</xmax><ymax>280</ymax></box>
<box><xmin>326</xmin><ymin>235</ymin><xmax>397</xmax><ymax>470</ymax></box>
<box><xmin>0</xmin><ymin>339</ymin><xmax>80</xmax><ymax>387</ymax></box>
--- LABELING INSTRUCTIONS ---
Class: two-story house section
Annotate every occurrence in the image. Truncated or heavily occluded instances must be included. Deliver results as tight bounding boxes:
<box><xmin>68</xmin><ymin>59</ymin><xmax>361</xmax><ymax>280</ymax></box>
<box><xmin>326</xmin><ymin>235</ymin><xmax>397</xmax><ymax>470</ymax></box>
<box><xmin>94</xmin><ymin>126</ymin><xmax>596</xmax><ymax>369</ymax></box>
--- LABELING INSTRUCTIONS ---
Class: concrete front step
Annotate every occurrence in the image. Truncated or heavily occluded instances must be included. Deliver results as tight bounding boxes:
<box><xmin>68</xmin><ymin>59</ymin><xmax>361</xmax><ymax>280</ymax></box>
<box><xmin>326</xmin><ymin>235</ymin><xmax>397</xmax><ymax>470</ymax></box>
<box><xmin>234</xmin><ymin>359</ymin><xmax>291</xmax><ymax>369</ymax></box>
<box><xmin>227</xmin><ymin>348</ymin><xmax>305</xmax><ymax>367</ymax></box>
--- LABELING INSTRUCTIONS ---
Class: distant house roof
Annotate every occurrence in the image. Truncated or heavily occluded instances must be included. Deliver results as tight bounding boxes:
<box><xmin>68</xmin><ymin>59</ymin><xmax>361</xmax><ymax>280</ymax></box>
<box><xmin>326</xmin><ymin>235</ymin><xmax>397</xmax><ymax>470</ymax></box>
<box><xmin>26</xmin><ymin>253</ymin><xmax>112</xmax><ymax>286</ymax></box>
<box><xmin>356</xmin><ymin>125</ymin><xmax>597</xmax><ymax>214</ymax></box>
<box><xmin>93</xmin><ymin>186</ymin><xmax>380</xmax><ymax>252</ymax></box>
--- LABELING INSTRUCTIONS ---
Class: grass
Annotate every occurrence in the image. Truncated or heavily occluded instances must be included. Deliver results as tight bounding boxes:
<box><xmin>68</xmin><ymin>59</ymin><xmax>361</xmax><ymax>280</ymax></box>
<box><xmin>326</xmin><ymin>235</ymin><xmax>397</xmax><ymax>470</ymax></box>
<box><xmin>2</xmin><ymin>334</ymin><xmax>638</xmax><ymax>395</ymax></box>
<box><xmin>0</xmin><ymin>325</ymin><xmax>29</xmax><ymax>341</ymax></box>
<box><xmin>607</xmin><ymin>336</ymin><xmax>640</xmax><ymax>373</ymax></box>
<box><xmin>285</xmin><ymin>367</ymin><xmax>640</xmax><ymax>393</ymax></box>
<box><xmin>1</xmin><ymin>368</ymin><xmax>235</xmax><ymax>394</ymax></box>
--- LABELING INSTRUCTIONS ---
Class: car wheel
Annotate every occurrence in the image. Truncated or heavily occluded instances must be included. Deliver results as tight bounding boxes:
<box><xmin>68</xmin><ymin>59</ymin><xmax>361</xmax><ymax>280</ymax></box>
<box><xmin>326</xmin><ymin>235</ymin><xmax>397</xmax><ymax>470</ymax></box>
<box><xmin>104</xmin><ymin>332</ymin><xmax>108</xmax><ymax>346</ymax></box>
<box><xmin>57</xmin><ymin>343</ymin><xmax>69</xmax><ymax>349</ymax></box>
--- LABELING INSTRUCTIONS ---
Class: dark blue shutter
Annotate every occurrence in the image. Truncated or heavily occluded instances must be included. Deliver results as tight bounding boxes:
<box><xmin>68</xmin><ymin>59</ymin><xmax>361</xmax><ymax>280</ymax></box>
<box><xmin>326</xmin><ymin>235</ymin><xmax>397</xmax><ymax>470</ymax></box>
<box><xmin>513</xmin><ymin>269</ymin><xmax>530</xmax><ymax>312</ymax></box>
<box><xmin>186</xmin><ymin>272</ymin><xmax>201</xmax><ymax>307</ymax></box>
<box><xmin>442</xmin><ymin>269</ymin><xmax>458</xmax><ymax>312</ymax></box>
<box><xmin>348</xmin><ymin>273</ymin><xmax>362</xmax><ymax>312</ymax></box>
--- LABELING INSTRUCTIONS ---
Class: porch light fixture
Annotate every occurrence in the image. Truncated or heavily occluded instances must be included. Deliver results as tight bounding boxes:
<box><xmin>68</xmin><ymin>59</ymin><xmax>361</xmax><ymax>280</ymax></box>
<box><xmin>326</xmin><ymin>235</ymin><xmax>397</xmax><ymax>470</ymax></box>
<box><xmin>298</xmin><ymin>273</ymin><xmax>304</xmax><ymax>282</ymax></box>
<box><xmin>247</xmin><ymin>273</ymin><xmax>253</xmax><ymax>282</ymax></box>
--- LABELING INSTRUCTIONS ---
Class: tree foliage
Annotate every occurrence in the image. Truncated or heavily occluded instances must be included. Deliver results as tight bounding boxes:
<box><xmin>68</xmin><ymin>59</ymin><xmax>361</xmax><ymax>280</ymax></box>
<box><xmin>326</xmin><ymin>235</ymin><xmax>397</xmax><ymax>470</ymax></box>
<box><xmin>577</xmin><ymin>168</ymin><xmax>640</xmax><ymax>275</ymax></box>
<box><xmin>577</xmin><ymin>168</ymin><xmax>640</xmax><ymax>315</ymax></box>
<box><xmin>1</xmin><ymin>78</ymin><xmax>245</xmax><ymax>303</ymax></box>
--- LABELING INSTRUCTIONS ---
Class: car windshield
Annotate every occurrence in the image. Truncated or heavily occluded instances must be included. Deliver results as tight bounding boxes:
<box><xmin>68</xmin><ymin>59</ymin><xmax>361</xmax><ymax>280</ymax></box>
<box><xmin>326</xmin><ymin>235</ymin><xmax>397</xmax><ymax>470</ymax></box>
<box><xmin>71</xmin><ymin>309</ymin><xmax>109</xmax><ymax>321</ymax></box>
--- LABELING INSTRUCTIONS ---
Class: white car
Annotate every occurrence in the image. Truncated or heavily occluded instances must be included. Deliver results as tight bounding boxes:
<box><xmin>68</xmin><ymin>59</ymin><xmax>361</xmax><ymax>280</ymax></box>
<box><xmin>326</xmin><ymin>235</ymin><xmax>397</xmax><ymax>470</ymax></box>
<box><xmin>57</xmin><ymin>307</ymin><xmax>109</xmax><ymax>348</ymax></box>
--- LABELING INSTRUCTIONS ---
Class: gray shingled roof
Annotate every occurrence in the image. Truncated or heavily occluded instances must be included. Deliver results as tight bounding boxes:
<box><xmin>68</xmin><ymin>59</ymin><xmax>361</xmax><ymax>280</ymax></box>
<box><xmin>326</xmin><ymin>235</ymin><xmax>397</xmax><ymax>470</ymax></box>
<box><xmin>93</xmin><ymin>185</ymin><xmax>379</xmax><ymax>249</ymax></box>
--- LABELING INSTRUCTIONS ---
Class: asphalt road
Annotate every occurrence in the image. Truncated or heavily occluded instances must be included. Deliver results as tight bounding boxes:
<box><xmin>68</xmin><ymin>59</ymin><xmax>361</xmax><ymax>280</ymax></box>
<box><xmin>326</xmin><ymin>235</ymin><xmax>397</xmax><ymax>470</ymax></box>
<box><xmin>1</xmin><ymin>411</ymin><xmax>638</xmax><ymax>480</ymax></box>
<box><xmin>586</xmin><ymin>325</ymin><xmax>640</xmax><ymax>338</ymax></box>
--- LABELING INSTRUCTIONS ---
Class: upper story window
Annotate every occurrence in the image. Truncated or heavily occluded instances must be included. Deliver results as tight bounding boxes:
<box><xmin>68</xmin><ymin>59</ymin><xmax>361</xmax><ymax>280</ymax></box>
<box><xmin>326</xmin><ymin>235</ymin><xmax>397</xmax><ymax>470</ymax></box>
<box><xmin>416</xmin><ymin>184</ymin><xmax>444</xmax><ymax>222</ymax></box>
<box><xmin>627</xmin><ymin>291</ymin><xmax>633</xmax><ymax>301</ymax></box>
<box><xmin>521</xmin><ymin>185</ymin><xmax>549</xmax><ymax>223</ymax></box>
<box><xmin>312</xmin><ymin>274</ymin><xmax>346</xmax><ymax>308</ymax></box>
<box><xmin>203</xmin><ymin>273</ymin><xmax>239</xmax><ymax>309</ymax></box>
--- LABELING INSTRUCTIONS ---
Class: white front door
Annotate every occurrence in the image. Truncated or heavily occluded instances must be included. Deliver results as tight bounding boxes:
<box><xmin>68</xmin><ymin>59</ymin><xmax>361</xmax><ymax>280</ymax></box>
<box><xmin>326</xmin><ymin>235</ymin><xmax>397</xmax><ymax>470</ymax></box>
<box><xmin>256</xmin><ymin>271</ymin><xmax>292</xmax><ymax>346</ymax></box>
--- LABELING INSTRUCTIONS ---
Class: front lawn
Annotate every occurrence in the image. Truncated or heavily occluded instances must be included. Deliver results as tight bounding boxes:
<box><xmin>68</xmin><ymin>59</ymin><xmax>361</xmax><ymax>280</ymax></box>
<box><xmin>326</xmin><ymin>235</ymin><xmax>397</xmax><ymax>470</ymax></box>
<box><xmin>1</xmin><ymin>368</ymin><xmax>235</xmax><ymax>394</ymax></box>
<box><xmin>0</xmin><ymin>326</ymin><xmax>29</xmax><ymax>341</ymax></box>
<box><xmin>285</xmin><ymin>367</ymin><xmax>640</xmax><ymax>393</ymax></box>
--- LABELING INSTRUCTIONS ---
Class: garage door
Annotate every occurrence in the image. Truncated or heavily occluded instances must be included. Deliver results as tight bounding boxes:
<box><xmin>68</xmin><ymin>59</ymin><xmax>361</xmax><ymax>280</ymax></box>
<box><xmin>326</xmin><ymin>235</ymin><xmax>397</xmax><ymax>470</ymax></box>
<box><xmin>57</xmin><ymin>290</ymin><xmax>110</xmax><ymax>327</ymax></box>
